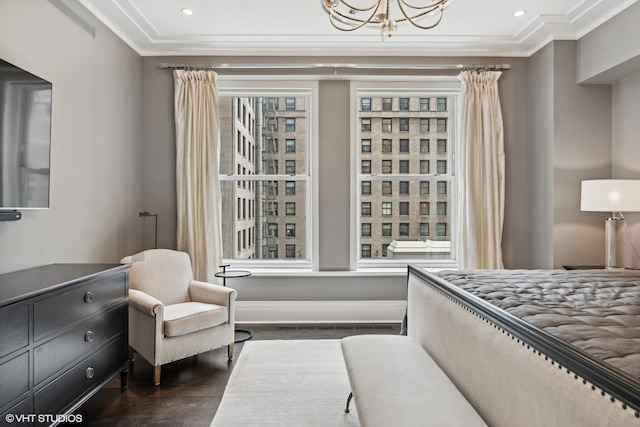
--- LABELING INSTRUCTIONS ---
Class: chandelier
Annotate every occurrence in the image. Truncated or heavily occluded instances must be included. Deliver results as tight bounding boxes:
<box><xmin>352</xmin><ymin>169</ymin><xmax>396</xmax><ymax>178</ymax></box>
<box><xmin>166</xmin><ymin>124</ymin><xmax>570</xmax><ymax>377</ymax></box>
<box><xmin>322</xmin><ymin>0</ymin><xmax>454</xmax><ymax>39</ymax></box>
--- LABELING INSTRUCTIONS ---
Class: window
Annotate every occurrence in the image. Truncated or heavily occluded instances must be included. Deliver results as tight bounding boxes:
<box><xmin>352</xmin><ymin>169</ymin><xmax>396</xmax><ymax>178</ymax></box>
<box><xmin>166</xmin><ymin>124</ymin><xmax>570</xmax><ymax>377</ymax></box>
<box><xmin>286</xmin><ymin>202</ymin><xmax>296</xmax><ymax>215</ymax></box>
<box><xmin>399</xmin><ymin>202</ymin><xmax>409</xmax><ymax>215</ymax></box>
<box><xmin>285</xmin><ymin>118</ymin><xmax>296</xmax><ymax>131</ymax></box>
<box><xmin>361</xmin><ymin>118</ymin><xmax>371</xmax><ymax>132</ymax></box>
<box><xmin>356</xmin><ymin>92</ymin><xmax>455</xmax><ymax>263</ymax></box>
<box><xmin>286</xmin><ymin>160</ymin><xmax>296</xmax><ymax>174</ymax></box>
<box><xmin>361</xmin><ymin>160</ymin><xmax>372</xmax><ymax>174</ymax></box>
<box><xmin>437</xmin><ymin>202</ymin><xmax>447</xmax><ymax>216</ymax></box>
<box><xmin>361</xmin><ymin>181</ymin><xmax>371</xmax><ymax>195</ymax></box>
<box><xmin>420</xmin><ymin>202</ymin><xmax>429</xmax><ymax>216</ymax></box>
<box><xmin>382</xmin><ymin>202</ymin><xmax>392</xmax><ymax>216</ymax></box>
<box><xmin>361</xmin><ymin>202</ymin><xmax>371</xmax><ymax>216</ymax></box>
<box><xmin>285</xmin><ymin>139</ymin><xmax>296</xmax><ymax>152</ymax></box>
<box><xmin>382</xmin><ymin>160</ymin><xmax>392</xmax><ymax>174</ymax></box>
<box><xmin>285</xmin><ymin>181</ymin><xmax>296</xmax><ymax>195</ymax></box>
<box><xmin>362</xmin><ymin>244</ymin><xmax>372</xmax><ymax>258</ymax></box>
<box><xmin>420</xmin><ymin>181</ymin><xmax>430</xmax><ymax>195</ymax></box>
<box><xmin>399</xmin><ymin>181</ymin><xmax>409</xmax><ymax>195</ymax></box>
<box><xmin>382</xmin><ymin>181</ymin><xmax>392</xmax><ymax>195</ymax></box>
<box><xmin>286</xmin><ymin>245</ymin><xmax>296</xmax><ymax>258</ymax></box>
<box><xmin>399</xmin><ymin>160</ymin><xmax>409</xmax><ymax>174</ymax></box>
<box><xmin>420</xmin><ymin>160</ymin><xmax>429</xmax><ymax>174</ymax></box>
<box><xmin>361</xmin><ymin>139</ymin><xmax>371</xmax><ymax>152</ymax></box>
<box><xmin>220</xmin><ymin>92</ymin><xmax>310</xmax><ymax>263</ymax></box>
<box><xmin>267</xmin><ymin>202</ymin><xmax>278</xmax><ymax>216</ymax></box>
<box><xmin>361</xmin><ymin>98</ymin><xmax>371</xmax><ymax>111</ymax></box>
<box><xmin>285</xmin><ymin>97</ymin><xmax>296</xmax><ymax>110</ymax></box>
<box><xmin>285</xmin><ymin>223</ymin><xmax>296</xmax><ymax>237</ymax></box>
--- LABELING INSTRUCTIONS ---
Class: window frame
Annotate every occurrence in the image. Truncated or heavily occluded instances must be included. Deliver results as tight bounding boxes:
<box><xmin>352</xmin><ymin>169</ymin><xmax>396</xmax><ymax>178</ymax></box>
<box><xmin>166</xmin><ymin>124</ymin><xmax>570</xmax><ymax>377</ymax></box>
<box><xmin>352</xmin><ymin>84</ymin><xmax>459</xmax><ymax>270</ymax></box>
<box><xmin>217</xmin><ymin>82</ymin><xmax>316</xmax><ymax>269</ymax></box>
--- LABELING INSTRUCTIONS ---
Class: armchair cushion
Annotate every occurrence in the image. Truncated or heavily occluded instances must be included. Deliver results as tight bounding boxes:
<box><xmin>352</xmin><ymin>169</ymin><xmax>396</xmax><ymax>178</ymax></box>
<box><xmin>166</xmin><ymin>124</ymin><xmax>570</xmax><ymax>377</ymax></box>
<box><xmin>164</xmin><ymin>302</ymin><xmax>228</xmax><ymax>338</ymax></box>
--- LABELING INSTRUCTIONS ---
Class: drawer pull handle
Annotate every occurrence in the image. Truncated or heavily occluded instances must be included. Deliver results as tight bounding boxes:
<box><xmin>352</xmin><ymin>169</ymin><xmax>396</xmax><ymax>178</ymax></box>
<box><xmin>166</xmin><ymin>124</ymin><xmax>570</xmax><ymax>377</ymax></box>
<box><xmin>85</xmin><ymin>367</ymin><xmax>95</xmax><ymax>379</ymax></box>
<box><xmin>85</xmin><ymin>331</ymin><xmax>94</xmax><ymax>342</ymax></box>
<box><xmin>84</xmin><ymin>292</ymin><xmax>94</xmax><ymax>303</ymax></box>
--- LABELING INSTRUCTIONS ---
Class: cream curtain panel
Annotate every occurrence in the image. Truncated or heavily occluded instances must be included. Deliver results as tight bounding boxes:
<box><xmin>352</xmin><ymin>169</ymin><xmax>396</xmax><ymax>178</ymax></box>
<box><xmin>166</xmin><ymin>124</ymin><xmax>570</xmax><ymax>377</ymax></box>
<box><xmin>456</xmin><ymin>71</ymin><xmax>505</xmax><ymax>269</ymax></box>
<box><xmin>173</xmin><ymin>70</ymin><xmax>223</xmax><ymax>283</ymax></box>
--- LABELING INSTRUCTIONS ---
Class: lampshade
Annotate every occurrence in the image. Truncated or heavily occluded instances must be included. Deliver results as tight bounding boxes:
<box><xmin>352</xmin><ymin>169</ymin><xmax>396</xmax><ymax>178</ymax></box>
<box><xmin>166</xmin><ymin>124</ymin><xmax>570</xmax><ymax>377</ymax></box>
<box><xmin>580</xmin><ymin>179</ymin><xmax>640</xmax><ymax>212</ymax></box>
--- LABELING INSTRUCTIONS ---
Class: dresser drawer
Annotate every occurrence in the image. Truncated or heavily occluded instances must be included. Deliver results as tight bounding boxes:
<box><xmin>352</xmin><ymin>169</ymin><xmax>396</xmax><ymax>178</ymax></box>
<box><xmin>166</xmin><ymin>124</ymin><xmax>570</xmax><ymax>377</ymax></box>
<box><xmin>34</xmin><ymin>304</ymin><xmax>127</xmax><ymax>386</ymax></box>
<box><xmin>0</xmin><ymin>351</ymin><xmax>29</xmax><ymax>409</ymax></box>
<box><xmin>0</xmin><ymin>304</ymin><xmax>28</xmax><ymax>358</ymax></box>
<box><xmin>34</xmin><ymin>334</ymin><xmax>127</xmax><ymax>416</ymax></box>
<box><xmin>33</xmin><ymin>271</ymin><xmax>126</xmax><ymax>341</ymax></box>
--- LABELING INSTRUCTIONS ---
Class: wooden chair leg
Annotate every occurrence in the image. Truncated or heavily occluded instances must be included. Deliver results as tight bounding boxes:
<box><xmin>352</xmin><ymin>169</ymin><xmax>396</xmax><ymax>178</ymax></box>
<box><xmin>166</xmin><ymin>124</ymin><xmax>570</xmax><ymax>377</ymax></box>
<box><xmin>153</xmin><ymin>365</ymin><xmax>161</xmax><ymax>386</ymax></box>
<box><xmin>228</xmin><ymin>343</ymin><xmax>234</xmax><ymax>360</ymax></box>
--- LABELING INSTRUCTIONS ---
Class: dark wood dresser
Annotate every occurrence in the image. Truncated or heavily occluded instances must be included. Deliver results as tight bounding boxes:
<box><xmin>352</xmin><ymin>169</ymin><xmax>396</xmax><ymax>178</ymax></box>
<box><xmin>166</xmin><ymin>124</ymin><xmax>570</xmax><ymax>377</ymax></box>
<box><xmin>0</xmin><ymin>264</ymin><xmax>130</xmax><ymax>426</ymax></box>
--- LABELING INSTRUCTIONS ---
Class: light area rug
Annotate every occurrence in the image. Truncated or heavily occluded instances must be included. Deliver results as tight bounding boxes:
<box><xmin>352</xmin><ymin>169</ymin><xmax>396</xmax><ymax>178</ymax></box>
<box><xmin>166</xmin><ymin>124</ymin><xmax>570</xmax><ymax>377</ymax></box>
<box><xmin>211</xmin><ymin>339</ymin><xmax>359</xmax><ymax>426</ymax></box>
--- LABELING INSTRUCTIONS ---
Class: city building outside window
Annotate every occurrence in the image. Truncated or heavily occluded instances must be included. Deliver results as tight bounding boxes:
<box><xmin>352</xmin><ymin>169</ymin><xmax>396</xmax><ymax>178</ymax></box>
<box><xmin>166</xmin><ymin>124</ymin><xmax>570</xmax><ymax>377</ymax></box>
<box><xmin>361</xmin><ymin>139</ymin><xmax>371</xmax><ymax>152</ymax></box>
<box><xmin>356</xmin><ymin>91</ymin><xmax>455</xmax><ymax>264</ymax></box>
<box><xmin>219</xmin><ymin>93</ymin><xmax>309</xmax><ymax>262</ymax></box>
<box><xmin>361</xmin><ymin>97</ymin><xmax>371</xmax><ymax>111</ymax></box>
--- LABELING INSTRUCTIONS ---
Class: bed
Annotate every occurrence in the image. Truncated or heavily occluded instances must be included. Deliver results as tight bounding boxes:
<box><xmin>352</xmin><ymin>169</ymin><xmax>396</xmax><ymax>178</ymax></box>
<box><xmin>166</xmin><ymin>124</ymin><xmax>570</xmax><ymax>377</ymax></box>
<box><xmin>406</xmin><ymin>265</ymin><xmax>640</xmax><ymax>426</ymax></box>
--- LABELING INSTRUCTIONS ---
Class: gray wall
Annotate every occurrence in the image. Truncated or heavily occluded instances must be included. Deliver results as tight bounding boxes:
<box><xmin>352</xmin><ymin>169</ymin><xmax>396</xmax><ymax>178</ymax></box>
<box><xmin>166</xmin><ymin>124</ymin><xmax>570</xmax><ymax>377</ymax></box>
<box><xmin>0</xmin><ymin>0</ymin><xmax>142</xmax><ymax>274</ymax></box>
<box><xmin>528</xmin><ymin>41</ymin><xmax>613</xmax><ymax>269</ymax></box>
<box><xmin>612</xmin><ymin>72</ymin><xmax>640</xmax><ymax>268</ymax></box>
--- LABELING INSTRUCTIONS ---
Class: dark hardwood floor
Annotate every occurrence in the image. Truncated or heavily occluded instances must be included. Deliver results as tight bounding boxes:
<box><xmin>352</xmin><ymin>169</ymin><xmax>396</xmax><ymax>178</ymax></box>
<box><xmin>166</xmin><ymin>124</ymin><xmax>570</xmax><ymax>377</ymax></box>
<box><xmin>67</xmin><ymin>323</ymin><xmax>400</xmax><ymax>427</ymax></box>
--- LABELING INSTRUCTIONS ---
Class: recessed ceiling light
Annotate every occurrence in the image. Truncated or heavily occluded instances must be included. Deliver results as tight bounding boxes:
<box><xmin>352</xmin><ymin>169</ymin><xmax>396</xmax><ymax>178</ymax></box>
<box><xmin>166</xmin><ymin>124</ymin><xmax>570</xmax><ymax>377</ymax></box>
<box><xmin>181</xmin><ymin>8</ymin><xmax>194</xmax><ymax>16</ymax></box>
<box><xmin>513</xmin><ymin>10</ymin><xmax>526</xmax><ymax>17</ymax></box>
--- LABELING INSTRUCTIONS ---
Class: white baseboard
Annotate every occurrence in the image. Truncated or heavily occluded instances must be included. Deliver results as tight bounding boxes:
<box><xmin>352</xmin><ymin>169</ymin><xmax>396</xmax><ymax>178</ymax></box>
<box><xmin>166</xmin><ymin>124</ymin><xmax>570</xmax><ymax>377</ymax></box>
<box><xmin>235</xmin><ymin>300</ymin><xmax>406</xmax><ymax>324</ymax></box>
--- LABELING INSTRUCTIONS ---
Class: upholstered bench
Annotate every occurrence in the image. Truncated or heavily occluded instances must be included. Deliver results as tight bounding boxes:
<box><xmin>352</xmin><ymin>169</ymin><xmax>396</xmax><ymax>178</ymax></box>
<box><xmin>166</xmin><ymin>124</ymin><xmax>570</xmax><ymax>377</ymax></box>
<box><xmin>340</xmin><ymin>335</ymin><xmax>487</xmax><ymax>426</ymax></box>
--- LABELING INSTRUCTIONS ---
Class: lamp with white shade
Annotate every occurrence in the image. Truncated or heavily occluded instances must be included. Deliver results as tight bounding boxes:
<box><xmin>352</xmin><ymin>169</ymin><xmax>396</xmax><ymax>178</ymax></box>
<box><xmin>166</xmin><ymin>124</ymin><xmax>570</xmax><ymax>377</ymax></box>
<box><xmin>580</xmin><ymin>179</ymin><xmax>640</xmax><ymax>269</ymax></box>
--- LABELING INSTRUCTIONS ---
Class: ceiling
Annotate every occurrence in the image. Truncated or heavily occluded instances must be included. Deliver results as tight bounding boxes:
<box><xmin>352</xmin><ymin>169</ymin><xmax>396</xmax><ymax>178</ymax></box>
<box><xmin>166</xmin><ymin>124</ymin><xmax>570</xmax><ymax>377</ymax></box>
<box><xmin>78</xmin><ymin>0</ymin><xmax>637</xmax><ymax>57</ymax></box>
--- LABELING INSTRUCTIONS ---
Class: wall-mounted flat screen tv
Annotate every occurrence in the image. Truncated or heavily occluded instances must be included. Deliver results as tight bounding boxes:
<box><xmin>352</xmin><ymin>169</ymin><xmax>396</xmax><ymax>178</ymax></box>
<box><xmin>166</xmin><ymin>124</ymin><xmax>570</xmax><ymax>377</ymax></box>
<box><xmin>0</xmin><ymin>58</ymin><xmax>52</xmax><ymax>209</ymax></box>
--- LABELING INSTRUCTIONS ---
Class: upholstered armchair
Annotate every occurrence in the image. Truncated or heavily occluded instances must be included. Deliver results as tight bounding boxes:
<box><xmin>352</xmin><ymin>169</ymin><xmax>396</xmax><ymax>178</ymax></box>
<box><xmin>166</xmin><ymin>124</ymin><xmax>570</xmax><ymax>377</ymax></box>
<box><xmin>121</xmin><ymin>249</ymin><xmax>237</xmax><ymax>385</ymax></box>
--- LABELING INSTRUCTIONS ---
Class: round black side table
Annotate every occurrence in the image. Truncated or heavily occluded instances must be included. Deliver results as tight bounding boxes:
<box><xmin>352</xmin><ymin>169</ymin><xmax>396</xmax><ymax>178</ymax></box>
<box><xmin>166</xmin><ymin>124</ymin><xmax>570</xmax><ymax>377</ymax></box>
<box><xmin>215</xmin><ymin>265</ymin><xmax>253</xmax><ymax>343</ymax></box>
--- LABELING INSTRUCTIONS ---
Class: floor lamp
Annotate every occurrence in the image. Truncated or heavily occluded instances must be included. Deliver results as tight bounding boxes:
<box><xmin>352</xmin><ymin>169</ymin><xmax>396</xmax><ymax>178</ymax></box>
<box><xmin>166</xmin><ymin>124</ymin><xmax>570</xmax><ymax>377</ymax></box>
<box><xmin>139</xmin><ymin>211</ymin><xmax>158</xmax><ymax>249</ymax></box>
<box><xmin>580</xmin><ymin>179</ymin><xmax>640</xmax><ymax>269</ymax></box>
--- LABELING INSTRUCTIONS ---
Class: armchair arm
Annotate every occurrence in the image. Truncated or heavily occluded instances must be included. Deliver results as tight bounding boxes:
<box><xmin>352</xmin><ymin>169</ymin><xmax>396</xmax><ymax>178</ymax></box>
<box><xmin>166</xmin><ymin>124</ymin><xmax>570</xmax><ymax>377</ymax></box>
<box><xmin>129</xmin><ymin>289</ymin><xmax>164</xmax><ymax>317</ymax></box>
<box><xmin>189</xmin><ymin>280</ymin><xmax>238</xmax><ymax>307</ymax></box>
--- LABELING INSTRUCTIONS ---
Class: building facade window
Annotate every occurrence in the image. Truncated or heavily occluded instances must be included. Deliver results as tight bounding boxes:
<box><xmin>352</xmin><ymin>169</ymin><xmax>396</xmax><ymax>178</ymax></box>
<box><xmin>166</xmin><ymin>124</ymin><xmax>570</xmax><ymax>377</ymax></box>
<box><xmin>382</xmin><ymin>118</ymin><xmax>392</xmax><ymax>132</ymax></box>
<box><xmin>361</xmin><ymin>97</ymin><xmax>371</xmax><ymax>111</ymax></box>
<box><xmin>361</xmin><ymin>139</ymin><xmax>371</xmax><ymax>152</ymax></box>
<box><xmin>399</xmin><ymin>139</ymin><xmax>409</xmax><ymax>153</ymax></box>
<box><xmin>285</xmin><ymin>138</ymin><xmax>296</xmax><ymax>152</ymax></box>
<box><xmin>362</xmin><ymin>223</ymin><xmax>371</xmax><ymax>237</ymax></box>
<box><xmin>436</xmin><ymin>97</ymin><xmax>447</xmax><ymax>111</ymax></box>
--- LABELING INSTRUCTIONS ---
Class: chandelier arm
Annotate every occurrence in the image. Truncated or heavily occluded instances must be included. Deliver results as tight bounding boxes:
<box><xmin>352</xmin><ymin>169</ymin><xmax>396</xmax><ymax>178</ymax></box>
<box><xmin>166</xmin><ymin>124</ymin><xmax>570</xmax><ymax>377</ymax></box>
<box><xmin>328</xmin><ymin>9</ymin><xmax>383</xmax><ymax>31</ymax></box>
<box><xmin>398</xmin><ymin>0</ymin><xmax>449</xmax><ymax>11</ymax></box>
<box><xmin>325</xmin><ymin>1</ymin><xmax>385</xmax><ymax>30</ymax></box>
<box><xmin>396</xmin><ymin>1</ymin><xmax>445</xmax><ymax>29</ymax></box>
<box><xmin>335</xmin><ymin>0</ymin><xmax>380</xmax><ymax>13</ymax></box>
